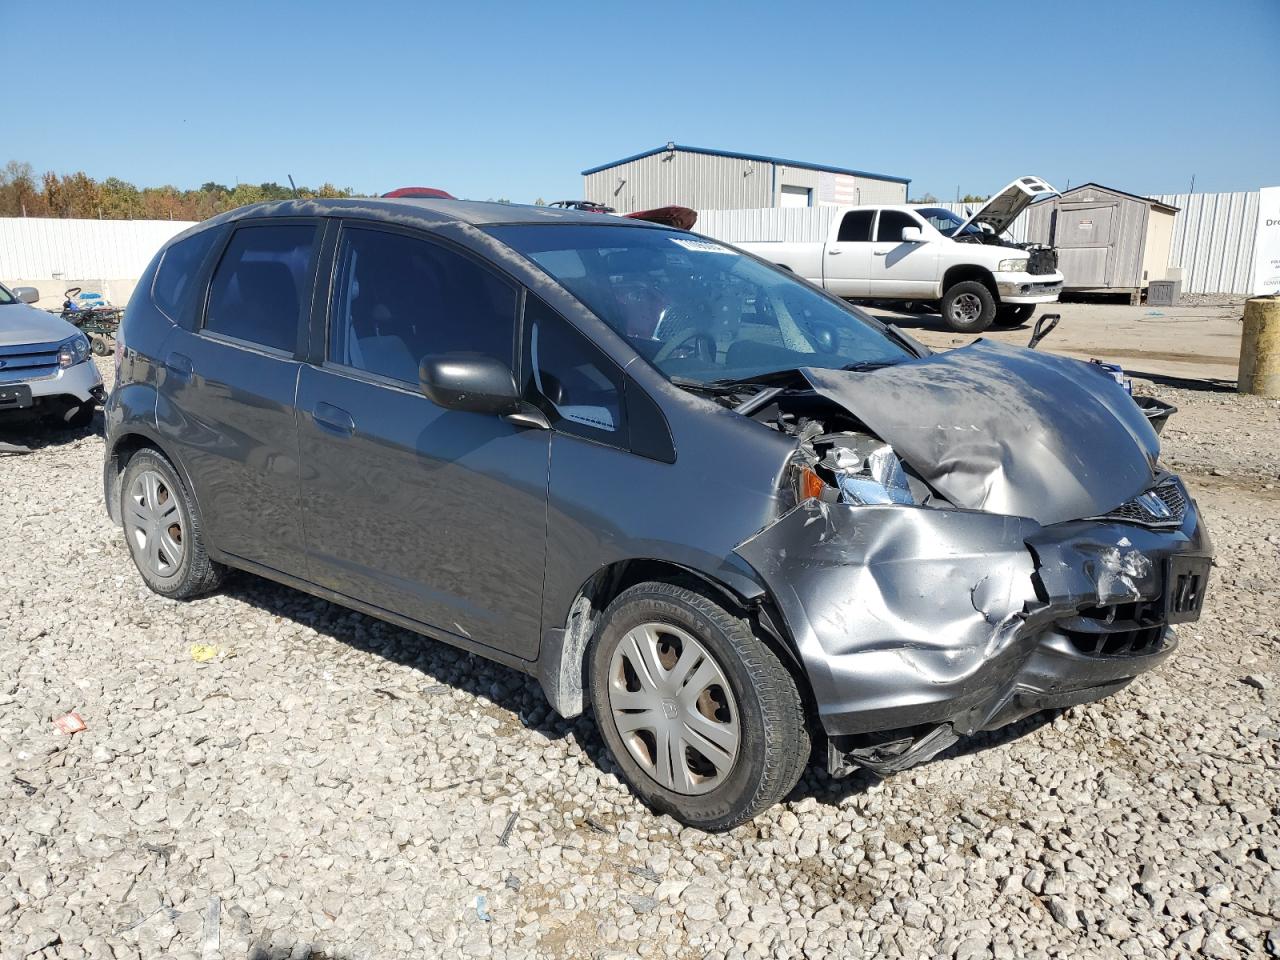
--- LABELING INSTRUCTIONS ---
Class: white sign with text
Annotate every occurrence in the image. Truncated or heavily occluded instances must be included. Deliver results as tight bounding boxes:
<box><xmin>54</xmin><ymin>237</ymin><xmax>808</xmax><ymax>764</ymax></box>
<box><xmin>1254</xmin><ymin>186</ymin><xmax>1280</xmax><ymax>296</ymax></box>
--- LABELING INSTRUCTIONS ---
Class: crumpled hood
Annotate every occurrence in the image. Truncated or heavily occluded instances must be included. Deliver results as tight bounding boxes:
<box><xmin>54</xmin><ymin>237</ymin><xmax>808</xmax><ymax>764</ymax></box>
<box><xmin>800</xmin><ymin>339</ymin><xmax>1160</xmax><ymax>526</ymax></box>
<box><xmin>0</xmin><ymin>302</ymin><xmax>79</xmax><ymax>347</ymax></box>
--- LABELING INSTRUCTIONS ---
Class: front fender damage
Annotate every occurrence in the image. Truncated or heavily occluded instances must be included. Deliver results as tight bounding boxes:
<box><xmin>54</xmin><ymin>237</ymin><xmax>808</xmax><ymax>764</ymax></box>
<box><xmin>736</xmin><ymin>501</ymin><xmax>1043</xmax><ymax>738</ymax></box>
<box><xmin>734</xmin><ymin>497</ymin><xmax>1207</xmax><ymax>776</ymax></box>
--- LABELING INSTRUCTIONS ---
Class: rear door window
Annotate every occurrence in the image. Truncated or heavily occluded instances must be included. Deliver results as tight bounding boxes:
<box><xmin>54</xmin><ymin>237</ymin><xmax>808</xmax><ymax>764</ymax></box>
<box><xmin>328</xmin><ymin>226</ymin><xmax>517</xmax><ymax>384</ymax></box>
<box><xmin>204</xmin><ymin>223</ymin><xmax>317</xmax><ymax>353</ymax></box>
<box><xmin>836</xmin><ymin>210</ymin><xmax>874</xmax><ymax>242</ymax></box>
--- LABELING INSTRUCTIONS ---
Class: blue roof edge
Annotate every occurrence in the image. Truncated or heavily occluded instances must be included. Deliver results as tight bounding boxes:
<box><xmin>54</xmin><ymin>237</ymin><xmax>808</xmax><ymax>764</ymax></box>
<box><xmin>581</xmin><ymin>144</ymin><xmax>910</xmax><ymax>185</ymax></box>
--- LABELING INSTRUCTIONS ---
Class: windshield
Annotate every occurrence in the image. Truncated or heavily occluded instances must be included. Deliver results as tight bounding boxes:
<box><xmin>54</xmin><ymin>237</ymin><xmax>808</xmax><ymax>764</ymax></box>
<box><xmin>487</xmin><ymin>225</ymin><xmax>911</xmax><ymax>385</ymax></box>
<box><xmin>914</xmin><ymin>207</ymin><xmax>983</xmax><ymax>238</ymax></box>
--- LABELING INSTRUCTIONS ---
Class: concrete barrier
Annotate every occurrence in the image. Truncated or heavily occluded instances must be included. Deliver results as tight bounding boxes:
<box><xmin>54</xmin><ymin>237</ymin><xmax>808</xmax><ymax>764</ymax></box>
<box><xmin>1238</xmin><ymin>297</ymin><xmax>1280</xmax><ymax>397</ymax></box>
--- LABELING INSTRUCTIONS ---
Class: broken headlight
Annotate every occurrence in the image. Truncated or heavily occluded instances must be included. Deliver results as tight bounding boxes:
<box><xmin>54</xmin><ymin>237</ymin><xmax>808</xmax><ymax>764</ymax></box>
<box><xmin>826</xmin><ymin>438</ymin><xmax>915</xmax><ymax>505</ymax></box>
<box><xmin>792</xmin><ymin>434</ymin><xmax>916</xmax><ymax>506</ymax></box>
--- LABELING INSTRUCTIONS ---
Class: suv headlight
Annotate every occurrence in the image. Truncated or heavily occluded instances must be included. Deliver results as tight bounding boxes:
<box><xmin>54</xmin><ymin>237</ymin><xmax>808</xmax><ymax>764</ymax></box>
<box><xmin>997</xmin><ymin>258</ymin><xmax>1030</xmax><ymax>273</ymax></box>
<box><xmin>57</xmin><ymin>333</ymin><xmax>91</xmax><ymax>368</ymax></box>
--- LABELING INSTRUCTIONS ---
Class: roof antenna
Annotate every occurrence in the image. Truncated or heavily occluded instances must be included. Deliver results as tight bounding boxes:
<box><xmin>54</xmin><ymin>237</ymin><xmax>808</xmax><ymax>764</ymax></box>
<box><xmin>288</xmin><ymin>174</ymin><xmax>299</xmax><ymax>198</ymax></box>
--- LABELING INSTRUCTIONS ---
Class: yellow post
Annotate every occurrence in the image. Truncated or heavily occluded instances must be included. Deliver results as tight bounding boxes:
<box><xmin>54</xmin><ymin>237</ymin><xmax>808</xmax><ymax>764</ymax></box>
<box><xmin>1238</xmin><ymin>297</ymin><xmax>1280</xmax><ymax>397</ymax></box>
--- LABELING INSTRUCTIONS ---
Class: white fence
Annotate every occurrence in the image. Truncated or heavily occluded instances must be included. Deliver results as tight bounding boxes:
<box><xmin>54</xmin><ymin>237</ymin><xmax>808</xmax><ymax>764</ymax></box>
<box><xmin>0</xmin><ymin>217</ymin><xmax>196</xmax><ymax>283</ymax></box>
<box><xmin>0</xmin><ymin>195</ymin><xmax>1263</xmax><ymax>297</ymax></box>
<box><xmin>697</xmin><ymin>192</ymin><xmax>1260</xmax><ymax>295</ymax></box>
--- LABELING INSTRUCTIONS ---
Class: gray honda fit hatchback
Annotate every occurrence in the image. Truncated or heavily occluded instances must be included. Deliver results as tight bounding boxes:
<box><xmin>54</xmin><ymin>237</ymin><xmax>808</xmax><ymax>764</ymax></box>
<box><xmin>105</xmin><ymin>199</ymin><xmax>1211</xmax><ymax>830</ymax></box>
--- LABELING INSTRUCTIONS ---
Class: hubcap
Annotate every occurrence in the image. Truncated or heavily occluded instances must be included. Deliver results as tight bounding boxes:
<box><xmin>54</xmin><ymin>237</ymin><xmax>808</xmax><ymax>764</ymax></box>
<box><xmin>953</xmin><ymin>292</ymin><xmax>982</xmax><ymax>323</ymax></box>
<box><xmin>607</xmin><ymin>622</ymin><xmax>740</xmax><ymax>795</ymax></box>
<box><xmin>125</xmin><ymin>470</ymin><xmax>185</xmax><ymax>578</ymax></box>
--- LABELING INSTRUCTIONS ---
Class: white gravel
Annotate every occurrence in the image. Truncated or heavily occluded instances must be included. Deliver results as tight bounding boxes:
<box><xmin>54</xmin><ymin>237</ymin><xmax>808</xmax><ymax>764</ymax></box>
<box><xmin>1</xmin><ymin>358</ymin><xmax>1277</xmax><ymax>960</ymax></box>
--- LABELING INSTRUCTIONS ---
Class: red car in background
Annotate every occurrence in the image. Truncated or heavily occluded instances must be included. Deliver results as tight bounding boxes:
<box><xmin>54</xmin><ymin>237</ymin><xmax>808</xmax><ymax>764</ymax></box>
<box><xmin>381</xmin><ymin>187</ymin><xmax>456</xmax><ymax>199</ymax></box>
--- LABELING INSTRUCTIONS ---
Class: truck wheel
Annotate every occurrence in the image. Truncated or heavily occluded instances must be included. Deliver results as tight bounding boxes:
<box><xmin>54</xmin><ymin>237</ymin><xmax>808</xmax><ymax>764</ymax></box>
<box><xmin>995</xmin><ymin>304</ymin><xmax>1035</xmax><ymax>327</ymax></box>
<box><xmin>589</xmin><ymin>581</ymin><xmax>810</xmax><ymax>831</ymax></box>
<box><xmin>941</xmin><ymin>281</ymin><xmax>996</xmax><ymax>333</ymax></box>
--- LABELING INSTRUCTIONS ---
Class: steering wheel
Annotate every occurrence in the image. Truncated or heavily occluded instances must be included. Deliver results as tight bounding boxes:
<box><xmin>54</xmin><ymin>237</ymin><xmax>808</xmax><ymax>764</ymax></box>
<box><xmin>654</xmin><ymin>327</ymin><xmax>716</xmax><ymax>365</ymax></box>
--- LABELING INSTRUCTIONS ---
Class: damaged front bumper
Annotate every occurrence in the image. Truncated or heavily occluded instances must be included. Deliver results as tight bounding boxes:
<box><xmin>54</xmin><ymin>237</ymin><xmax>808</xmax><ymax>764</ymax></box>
<box><xmin>735</xmin><ymin>487</ymin><xmax>1211</xmax><ymax>776</ymax></box>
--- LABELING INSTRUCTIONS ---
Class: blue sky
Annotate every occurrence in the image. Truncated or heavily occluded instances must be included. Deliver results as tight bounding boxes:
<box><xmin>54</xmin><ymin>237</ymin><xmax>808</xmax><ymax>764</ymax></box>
<box><xmin>6</xmin><ymin>0</ymin><xmax>1278</xmax><ymax>202</ymax></box>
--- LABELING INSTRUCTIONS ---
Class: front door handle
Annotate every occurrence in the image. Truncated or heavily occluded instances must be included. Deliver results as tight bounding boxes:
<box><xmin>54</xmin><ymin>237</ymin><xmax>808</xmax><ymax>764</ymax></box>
<box><xmin>873</xmin><ymin>251</ymin><xmax>889</xmax><ymax>256</ymax></box>
<box><xmin>164</xmin><ymin>352</ymin><xmax>193</xmax><ymax>381</ymax></box>
<box><xmin>313</xmin><ymin>402</ymin><xmax>355</xmax><ymax>436</ymax></box>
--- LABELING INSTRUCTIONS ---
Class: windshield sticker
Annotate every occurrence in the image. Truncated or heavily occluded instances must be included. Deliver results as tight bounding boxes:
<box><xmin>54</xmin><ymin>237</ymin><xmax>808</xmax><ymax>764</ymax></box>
<box><xmin>670</xmin><ymin>238</ymin><xmax>734</xmax><ymax>255</ymax></box>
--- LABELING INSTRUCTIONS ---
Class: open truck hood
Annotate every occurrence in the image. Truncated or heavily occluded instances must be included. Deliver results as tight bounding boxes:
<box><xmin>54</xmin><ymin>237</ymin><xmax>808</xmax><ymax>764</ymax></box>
<box><xmin>799</xmin><ymin>340</ymin><xmax>1161</xmax><ymax>526</ymax></box>
<box><xmin>954</xmin><ymin>175</ymin><xmax>1058</xmax><ymax>237</ymax></box>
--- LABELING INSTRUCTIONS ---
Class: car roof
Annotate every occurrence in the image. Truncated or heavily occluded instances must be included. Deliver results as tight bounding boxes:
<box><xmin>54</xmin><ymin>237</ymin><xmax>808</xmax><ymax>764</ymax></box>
<box><xmin>200</xmin><ymin>197</ymin><xmax>666</xmax><ymax>230</ymax></box>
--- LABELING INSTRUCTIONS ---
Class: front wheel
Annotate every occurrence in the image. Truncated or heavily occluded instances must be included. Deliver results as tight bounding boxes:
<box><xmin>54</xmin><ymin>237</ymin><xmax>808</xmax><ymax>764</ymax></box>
<box><xmin>589</xmin><ymin>581</ymin><xmax>810</xmax><ymax>831</ymax></box>
<box><xmin>941</xmin><ymin>281</ymin><xmax>996</xmax><ymax>333</ymax></box>
<box><xmin>56</xmin><ymin>400</ymin><xmax>96</xmax><ymax>430</ymax></box>
<box><xmin>994</xmin><ymin>303</ymin><xmax>1035</xmax><ymax>327</ymax></box>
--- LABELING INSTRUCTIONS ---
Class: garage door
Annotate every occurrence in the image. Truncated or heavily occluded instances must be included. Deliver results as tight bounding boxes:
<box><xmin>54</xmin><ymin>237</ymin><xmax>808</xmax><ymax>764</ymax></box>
<box><xmin>780</xmin><ymin>185</ymin><xmax>812</xmax><ymax>208</ymax></box>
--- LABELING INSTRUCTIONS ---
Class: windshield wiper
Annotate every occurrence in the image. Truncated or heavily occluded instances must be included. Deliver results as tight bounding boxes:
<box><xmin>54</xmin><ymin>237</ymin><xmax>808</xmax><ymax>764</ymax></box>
<box><xmin>668</xmin><ymin>376</ymin><xmax>754</xmax><ymax>395</ymax></box>
<box><xmin>840</xmin><ymin>359</ymin><xmax>902</xmax><ymax>372</ymax></box>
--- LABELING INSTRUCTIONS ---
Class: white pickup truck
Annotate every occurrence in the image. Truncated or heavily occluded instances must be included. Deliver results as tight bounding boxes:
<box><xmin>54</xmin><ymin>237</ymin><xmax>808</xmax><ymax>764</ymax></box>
<box><xmin>734</xmin><ymin>177</ymin><xmax>1065</xmax><ymax>333</ymax></box>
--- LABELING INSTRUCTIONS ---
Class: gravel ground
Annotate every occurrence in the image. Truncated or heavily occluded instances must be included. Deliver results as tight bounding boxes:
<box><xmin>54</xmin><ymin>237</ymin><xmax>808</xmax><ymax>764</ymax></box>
<box><xmin>1</xmin><ymin>358</ymin><xmax>1278</xmax><ymax>960</ymax></box>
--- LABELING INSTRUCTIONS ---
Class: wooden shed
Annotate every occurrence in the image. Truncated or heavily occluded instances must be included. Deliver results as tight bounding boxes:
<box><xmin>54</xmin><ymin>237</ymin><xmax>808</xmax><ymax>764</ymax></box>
<box><xmin>1023</xmin><ymin>184</ymin><xmax>1179</xmax><ymax>302</ymax></box>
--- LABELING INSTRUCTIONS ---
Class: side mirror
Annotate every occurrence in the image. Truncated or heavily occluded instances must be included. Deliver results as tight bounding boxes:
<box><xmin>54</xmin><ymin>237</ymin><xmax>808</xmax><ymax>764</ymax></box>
<box><xmin>419</xmin><ymin>353</ymin><xmax>521</xmax><ymax>415</ymax></box>
<box><xmin>11</xmin><ymin>286</ymin><xmax>40</xmax><ymax>304</ymax></box>
<box><xmin>900</xmin><ymin>227</ymin><xmax>924</xmax><ymax>243</ymax></box>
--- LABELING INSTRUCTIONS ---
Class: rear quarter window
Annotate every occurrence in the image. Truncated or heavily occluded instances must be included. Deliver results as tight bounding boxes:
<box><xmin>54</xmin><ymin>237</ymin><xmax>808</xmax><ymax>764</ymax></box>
<box><xmin>153</xmin><ymin>228</ymin><xmax>221</xmax><ymax>322</ymax></box>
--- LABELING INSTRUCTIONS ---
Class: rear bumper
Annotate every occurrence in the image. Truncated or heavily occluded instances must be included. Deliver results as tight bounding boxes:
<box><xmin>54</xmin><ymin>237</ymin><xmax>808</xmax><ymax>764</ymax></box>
<box><xmin>734</xmin><ymin>487</ymin><xmax>1211</xmax><ymax>772</ymax></box>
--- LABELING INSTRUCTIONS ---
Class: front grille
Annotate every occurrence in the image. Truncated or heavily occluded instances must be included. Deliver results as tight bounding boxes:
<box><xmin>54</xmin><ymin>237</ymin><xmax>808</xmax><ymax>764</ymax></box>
<box><xmin>1101</xmin><ymin>478</ymin><xmax>1187</xmax><ymax>528</ymax></box>
<box><xmin>1061</xmin><ymin>600</ymin><xmax>1166</xmax><ymax>658</ymax></box>
<box><xmin>1028</xmin><ymin>247</ymin><xmax>1058</xmax><ymax>275</ymax></box>
<box><xmin>0</xmin><ymin>341</ymin><xmax>60</xmax><ymax>382</ymax></box>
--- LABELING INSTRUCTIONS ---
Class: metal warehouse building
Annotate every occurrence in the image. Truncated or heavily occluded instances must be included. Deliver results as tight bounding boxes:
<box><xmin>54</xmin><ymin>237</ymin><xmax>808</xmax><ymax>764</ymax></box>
<box><xmin>582</xmin><ymin>144</ymin><xmax>910</xmax><ymax>214</ymax></box>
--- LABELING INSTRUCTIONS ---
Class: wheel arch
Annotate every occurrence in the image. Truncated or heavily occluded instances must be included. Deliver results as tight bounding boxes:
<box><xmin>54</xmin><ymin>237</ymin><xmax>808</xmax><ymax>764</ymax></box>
<box><xmin>535</xmin><ymin>557</ymin><xmax>812</xmax><ymax>722</ymax></box>
<box><xmin>104</xmin><ymin>429</ymin><xmax>197</xmax><ymax>527</ymax></box>
<box><xmin>942</xmin><ymin>264</ymin><xmax>999</xmax><ymax>300</ymax></box>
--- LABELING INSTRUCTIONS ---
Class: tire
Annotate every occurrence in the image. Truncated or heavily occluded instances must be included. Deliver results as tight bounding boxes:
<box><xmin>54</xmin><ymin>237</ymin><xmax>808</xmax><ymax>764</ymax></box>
<box><xmin>994</xmin><ymin>303</ymin><xmax>1035</xmax><ymax>328</ymax></box>
<box><xmin>941</xmin><ymin>281</ymin><xmax>996</xmax><ymax>333</ymax></box>
<box><xmin>58</xmin><ymin>401</ymin><xmax>96</xmax><ymax>430</ymax></box>
<box><xmin>91</xmin><ymin>335</ymin><xmax>111</xmax><ymax>356</ymax></box>
<box><xmin>120</xmin><ymin>448</ymin><xmax>224</xmax><ymax>599</ymax></box>
<box><xmin>589</xmin><ymin>581</ymin><xmax>810</xmax><ymax>831</ymax></box>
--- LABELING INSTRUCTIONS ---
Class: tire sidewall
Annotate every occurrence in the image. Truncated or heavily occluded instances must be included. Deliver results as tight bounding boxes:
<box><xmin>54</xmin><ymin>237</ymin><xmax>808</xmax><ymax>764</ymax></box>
<box><xmin>121</xmin><ymin>451</ymin><xmax>196</xmax><ymax>596</ymax></box>
<box><xmin>943</xmin><ymin>281</ymin><xmax>996</xmax><ymax>333</ymax></box>
<box><xmin>589</xmin><ymin>588</ymin><xmax>771</xmax><ymax>829</ymax></box>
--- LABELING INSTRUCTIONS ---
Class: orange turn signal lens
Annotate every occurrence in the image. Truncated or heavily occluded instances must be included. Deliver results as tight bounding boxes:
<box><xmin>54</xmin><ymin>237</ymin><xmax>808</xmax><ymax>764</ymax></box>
<box><xmin>798</xmin><ymin>466</ymin><xmax>826</xmax><ymax>501</ymax></box>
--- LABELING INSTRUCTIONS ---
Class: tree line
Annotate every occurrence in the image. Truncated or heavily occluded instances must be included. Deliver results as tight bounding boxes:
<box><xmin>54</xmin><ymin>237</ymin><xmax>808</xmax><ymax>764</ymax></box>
<box><xmin>0</xmin><ymin>161</ymin><xmax>366</xmax><ymax>221</ymax></box>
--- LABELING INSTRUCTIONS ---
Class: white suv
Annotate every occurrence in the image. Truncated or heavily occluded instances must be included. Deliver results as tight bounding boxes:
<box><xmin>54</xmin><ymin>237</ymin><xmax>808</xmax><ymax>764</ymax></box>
<box><xmin>0</xmin><ymin>282</ymin><xmax>103</xmax><ymax>428</ymax></box>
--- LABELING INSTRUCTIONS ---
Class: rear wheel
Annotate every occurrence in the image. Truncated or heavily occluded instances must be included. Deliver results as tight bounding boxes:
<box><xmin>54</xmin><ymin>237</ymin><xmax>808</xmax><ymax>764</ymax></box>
<box><xmin>941</xmin><ymin>281</ymin><xmax>996</xmax><ymax>333</ymax></box>
<box><xmin>589</xmin><ymin>581</ymin><xmax>810</xmax><ymax>831</ymax></box>
<box><xmin>120</xmin><ymin>449</ymin><xmax>224</xmax><ymax>599</ymax></box>
<box><xmin>995</xmin><ymin>303</ymin><xmax>1035</xmax><ymax>327</ymax></box>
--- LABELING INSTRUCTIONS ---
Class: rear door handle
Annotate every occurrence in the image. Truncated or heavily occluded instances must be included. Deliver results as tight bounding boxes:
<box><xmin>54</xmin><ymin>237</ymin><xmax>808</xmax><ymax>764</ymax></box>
<box><xmin>313</xmin><ymin>402</ymin><xmax>355</xmax><ymax>436</ymax></box>
<box><xmin>827</xmin><ymin>249</ymin><xmax>842</xmax><ymax>255</ymax></box>
<box><xmin>164</xmin><ymin>352</ymin><xmax>193</xmax><ymax>381</ymax></box>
